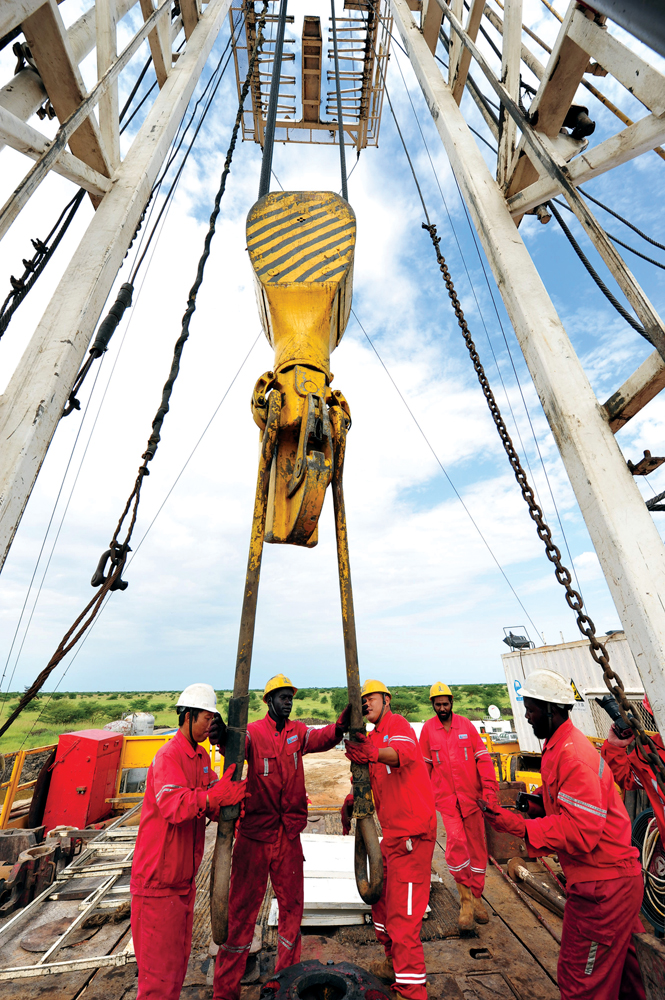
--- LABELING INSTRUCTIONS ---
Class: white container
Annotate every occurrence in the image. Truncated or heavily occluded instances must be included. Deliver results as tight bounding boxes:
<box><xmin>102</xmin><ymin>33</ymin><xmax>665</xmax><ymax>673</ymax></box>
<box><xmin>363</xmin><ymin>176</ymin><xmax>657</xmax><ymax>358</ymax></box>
<box><xmin>502</xmin><ymin>632</ymin><xmax>648</xmax><ymax>752</ymax></box>
<box><xmin>125</xmin><ymin>712</ymin><xmax>155</xmax><ymax>736</ymax></box>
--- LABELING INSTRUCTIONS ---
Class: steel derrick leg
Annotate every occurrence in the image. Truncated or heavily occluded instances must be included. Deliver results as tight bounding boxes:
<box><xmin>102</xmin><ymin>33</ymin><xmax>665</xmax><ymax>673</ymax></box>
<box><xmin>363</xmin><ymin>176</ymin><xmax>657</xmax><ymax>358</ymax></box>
<box><xmin>330</xmin><ymin>407</ymin><xmax>383</xmax><ymax>906</ymax></box>
<box><xmin>210</xmin><ymin>390</ymin><xmax>282</xmax><ymax>945</ymax></box>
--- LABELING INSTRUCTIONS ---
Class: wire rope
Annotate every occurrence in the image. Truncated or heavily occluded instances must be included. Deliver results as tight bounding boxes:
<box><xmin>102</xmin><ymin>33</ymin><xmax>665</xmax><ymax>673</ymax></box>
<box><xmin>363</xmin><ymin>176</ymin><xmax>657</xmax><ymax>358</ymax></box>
<box><xmin>387</xmin><ymin>39</ymin><xmax>585</xmax><ymax>597</ymax></box>
<box><xmin>330</xmin><ymin>0</ymin><xmax>349</xmax><ymax>201</ymax></box>
<box><xmin>258</xmin><ymin>0</ymin><xmax>289</xmax><ymax>198</ymax></box>
<box><xmin>353</xmin><ymin>309</ymin><xmax>542</xmax><ymax>636</ymax></box>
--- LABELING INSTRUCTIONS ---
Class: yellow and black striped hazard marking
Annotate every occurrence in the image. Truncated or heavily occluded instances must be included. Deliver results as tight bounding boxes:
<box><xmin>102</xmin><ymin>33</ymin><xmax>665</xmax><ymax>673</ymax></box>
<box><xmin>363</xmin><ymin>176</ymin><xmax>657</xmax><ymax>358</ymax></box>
<box><xmin>246</xmin><ymin>191</ymin><xmax>355</xmax><ymax>285</ymax></box>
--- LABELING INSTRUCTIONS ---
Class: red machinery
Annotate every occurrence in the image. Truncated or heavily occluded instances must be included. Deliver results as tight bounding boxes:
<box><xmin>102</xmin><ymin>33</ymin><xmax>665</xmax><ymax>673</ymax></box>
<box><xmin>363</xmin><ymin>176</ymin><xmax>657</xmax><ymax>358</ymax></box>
<box><xmin>42</xmin><ymin>730</ymin><xmax>123</xmax><ymax>832</ymax></box>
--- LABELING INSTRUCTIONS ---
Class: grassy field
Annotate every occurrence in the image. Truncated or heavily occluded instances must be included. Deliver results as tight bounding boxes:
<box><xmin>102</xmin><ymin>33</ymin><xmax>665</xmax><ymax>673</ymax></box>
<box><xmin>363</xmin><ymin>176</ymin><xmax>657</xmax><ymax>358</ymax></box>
<box><xmin>0</xmin><ymin>684</ymin><xmax>512</xmax><ymax>752</ymax></box>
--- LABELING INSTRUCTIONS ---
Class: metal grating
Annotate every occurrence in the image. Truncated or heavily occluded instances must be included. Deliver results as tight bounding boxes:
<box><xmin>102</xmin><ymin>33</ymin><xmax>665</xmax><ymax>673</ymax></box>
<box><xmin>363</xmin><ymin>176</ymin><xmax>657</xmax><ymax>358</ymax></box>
<box><xmin>588</xmin><ymin>696</ymin><xmax>654</xmax><ymax>740</ymax></box>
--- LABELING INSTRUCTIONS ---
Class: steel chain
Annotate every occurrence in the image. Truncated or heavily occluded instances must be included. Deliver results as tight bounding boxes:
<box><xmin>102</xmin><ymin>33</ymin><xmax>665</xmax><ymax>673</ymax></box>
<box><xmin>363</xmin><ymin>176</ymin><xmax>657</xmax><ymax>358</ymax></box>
<box><xmin>423</xmin><ymin>221</ymin><xmax>665</xmax><ymax>795</ymax></box>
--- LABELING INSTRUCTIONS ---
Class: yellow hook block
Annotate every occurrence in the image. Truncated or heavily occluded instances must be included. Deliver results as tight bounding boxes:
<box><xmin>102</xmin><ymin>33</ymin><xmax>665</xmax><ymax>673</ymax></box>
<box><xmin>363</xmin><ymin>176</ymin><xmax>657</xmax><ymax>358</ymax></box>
<box><xmin>246</xmin><ymin>191</ymin><xmax>356</xmax><ymax>548</ymax></box>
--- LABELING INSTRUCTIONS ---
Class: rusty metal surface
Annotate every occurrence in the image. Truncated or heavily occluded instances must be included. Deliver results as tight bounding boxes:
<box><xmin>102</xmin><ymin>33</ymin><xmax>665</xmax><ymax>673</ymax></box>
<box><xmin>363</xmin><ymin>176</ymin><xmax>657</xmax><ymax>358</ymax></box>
<box><xmin>634</xmin><ymin>932</ymin><xmax>665</xmax><ymax>1000</ymax></box>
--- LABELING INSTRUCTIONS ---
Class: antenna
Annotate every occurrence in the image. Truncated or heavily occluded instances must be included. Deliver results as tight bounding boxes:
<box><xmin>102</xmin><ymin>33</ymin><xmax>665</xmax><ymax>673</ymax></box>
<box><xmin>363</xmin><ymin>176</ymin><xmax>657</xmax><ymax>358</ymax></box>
<box><xmin>487</xmin><ymin>705</ymin><xmax>501</xmax><ymax>721</ymax></box>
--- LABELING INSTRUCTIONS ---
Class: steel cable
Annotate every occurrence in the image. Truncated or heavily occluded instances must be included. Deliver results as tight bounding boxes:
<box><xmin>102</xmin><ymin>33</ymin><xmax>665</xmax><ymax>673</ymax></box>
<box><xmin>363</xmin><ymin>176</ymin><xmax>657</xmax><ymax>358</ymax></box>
<box><xmin>0</xmin><ymin>2</ymin><xmax>270</xmax><ymax>739</ymax></box>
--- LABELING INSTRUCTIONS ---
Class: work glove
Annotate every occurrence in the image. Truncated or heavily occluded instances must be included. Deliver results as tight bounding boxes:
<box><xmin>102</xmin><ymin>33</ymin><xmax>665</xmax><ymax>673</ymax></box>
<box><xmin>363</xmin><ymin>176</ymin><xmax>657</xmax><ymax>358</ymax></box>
<box><xmin>477</xmin><ymin>798</ymin><xmax>527</xmax><ymax>838</ymax></box>
<box><xmin>208</xmin><ymin>713</ymin><xmax>227</xmax><ymax>748</ymax></box>
<box><xmin>335</xmin><ymin>704</ymin><xmax>352</xmax><ymax>734</ymax></box>
<box><xmin>341</xmin><ymin>792</ymin><xmax>354</xmax><ymax>835</ymax></box>
<box><xmin>607</xmin><ymin>722</ymin><xmax>635</xmax><ymax>746</ymax></box>
<box><xmin>207</xmin><ymin>764</ymin><xmax>247</xmax><ymax>808</ymax></box>
<box><xmin>344</xmin><ymin>733</ymin><xmax>379</xmax><ymax>764</ymax></box>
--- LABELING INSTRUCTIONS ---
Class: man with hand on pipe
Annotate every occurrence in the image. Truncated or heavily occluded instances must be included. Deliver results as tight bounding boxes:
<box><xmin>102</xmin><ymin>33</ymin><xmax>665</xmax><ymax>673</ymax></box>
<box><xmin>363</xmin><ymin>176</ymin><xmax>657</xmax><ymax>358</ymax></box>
<box><xmin>343</xmin><ymin>679</ymin><xmax>436</xmax><ymax>1000</ymax></box>
<box><xmin>479</xmin><ymin>668</ymin><xmax>645</xmax><ymax>1000</ymax></box>
<box><xmin>131</xmin><ymin>684</ymin><xmax>247</xmax><ymax>1000</ymax></box>
<box><xmin>420</xmin><ymin>681</ymin><xmax>500</xmax><ymax>932</ymax></box>
<box><xmin>211</xmin><ymin>674</ymin><xmax>351</xmax><ymax>1000</ymax></box>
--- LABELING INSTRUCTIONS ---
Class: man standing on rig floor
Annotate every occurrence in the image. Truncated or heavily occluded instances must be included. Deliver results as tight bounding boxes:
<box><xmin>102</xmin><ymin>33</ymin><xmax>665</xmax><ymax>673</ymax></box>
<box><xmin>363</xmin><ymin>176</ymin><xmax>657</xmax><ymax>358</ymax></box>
<box><xmin>343</xmin><ymin>679</ymin><xmax>436</xmax><ymax>1000</ymax></box>
<box><xmin>419</xmin><ymin>681</ymin><xmax>500</xmax><ymax>932</ymax></box>
<box><xmin>211</xmin><ymin>674</ymin><xmax>351</xmax><ymax>1000</ymax></box>
<box><xmin>130</xmin><ymin>684</ymin><xmax>247</xmax><ymax>1000</ymax></box>
<box><xmin>480</xmin><ymin>668</ymin><xmax>645</xmax><ymax>1000</ymax></box>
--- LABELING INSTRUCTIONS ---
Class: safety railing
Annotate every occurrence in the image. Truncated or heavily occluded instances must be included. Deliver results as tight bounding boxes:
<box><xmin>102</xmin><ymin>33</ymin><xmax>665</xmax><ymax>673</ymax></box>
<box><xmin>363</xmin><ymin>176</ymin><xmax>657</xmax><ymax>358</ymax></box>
<box><xmin>0</xmin><ymin>744</ymin><xmax>57</xmax><ymax>829</ymax></box>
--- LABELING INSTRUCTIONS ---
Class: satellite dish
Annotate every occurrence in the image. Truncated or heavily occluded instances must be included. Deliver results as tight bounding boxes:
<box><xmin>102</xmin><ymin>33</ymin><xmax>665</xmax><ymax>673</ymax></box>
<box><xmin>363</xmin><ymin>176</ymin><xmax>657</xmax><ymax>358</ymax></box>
<box><xmin>488</xmin><ymin>705</ymin><xmax>501</xmax><ymax>720</ymax></box>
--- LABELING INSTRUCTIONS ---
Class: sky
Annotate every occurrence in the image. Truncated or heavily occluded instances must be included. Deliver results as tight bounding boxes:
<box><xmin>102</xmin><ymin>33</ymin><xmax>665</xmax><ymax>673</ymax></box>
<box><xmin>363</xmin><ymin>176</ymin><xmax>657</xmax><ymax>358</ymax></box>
<box><xmin>0</xmin><ymin>0</ymin><xmax>664</xmax><ymax>700</ymax></box>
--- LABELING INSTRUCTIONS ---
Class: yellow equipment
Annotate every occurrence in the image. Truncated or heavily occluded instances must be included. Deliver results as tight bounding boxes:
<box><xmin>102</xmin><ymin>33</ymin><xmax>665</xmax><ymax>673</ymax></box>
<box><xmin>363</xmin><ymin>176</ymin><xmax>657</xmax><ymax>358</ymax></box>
<box><xmin>361</xmin><ymin>679</ymin><xmax>391</xmax><ymax>697</ymax></box>
<box><xmin>263</xmin><ymin>673</ymin><xmax>297</xmax><ymax>702</ymax></box>
<box><xmin>247</xmin><ymin>190</ymin><xmax>355</xmax><ymax>547</ymax></box>
<box><xmin>429</xmin><ymin>681</ymin><xmax>452</xmax><ymax>699</ymax></box>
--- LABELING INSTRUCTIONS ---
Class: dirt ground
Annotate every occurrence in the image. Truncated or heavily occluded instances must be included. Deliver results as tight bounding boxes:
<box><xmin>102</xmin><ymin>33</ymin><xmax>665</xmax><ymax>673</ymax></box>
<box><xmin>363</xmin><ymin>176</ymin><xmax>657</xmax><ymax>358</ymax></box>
<box><xmin>303</xmin><ymin>747</ymin><xmax>351</xmax><ymax>806</ymax></box>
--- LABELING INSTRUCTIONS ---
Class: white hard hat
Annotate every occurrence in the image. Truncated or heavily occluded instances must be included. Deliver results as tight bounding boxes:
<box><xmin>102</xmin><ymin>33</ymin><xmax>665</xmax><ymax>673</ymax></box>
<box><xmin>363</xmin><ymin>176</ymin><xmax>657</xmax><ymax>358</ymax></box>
<box><xmin>176</xmin><ymin>683</ymin><xmax>217</xmax><ymax>713</ymax></box>
<box><xmin>520</xmin><ymin>668</ymin><xmax>576</xmax><ymax>707</ymax></box>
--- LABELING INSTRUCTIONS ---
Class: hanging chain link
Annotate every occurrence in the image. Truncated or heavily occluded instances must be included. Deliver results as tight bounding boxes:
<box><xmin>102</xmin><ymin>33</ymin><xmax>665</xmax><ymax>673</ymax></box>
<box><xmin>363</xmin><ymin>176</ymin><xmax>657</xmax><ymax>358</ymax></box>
<box><xmin>423</xmin><ymin>221</ymin><xmax>665</xmax><ymax>795</ymax></box>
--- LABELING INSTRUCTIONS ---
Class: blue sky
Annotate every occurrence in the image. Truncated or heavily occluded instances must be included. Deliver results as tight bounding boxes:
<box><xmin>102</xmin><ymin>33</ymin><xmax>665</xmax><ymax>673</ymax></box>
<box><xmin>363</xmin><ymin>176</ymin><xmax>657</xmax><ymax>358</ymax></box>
<box><xmin>0</xmin><ymin>0</ymin><xmax>664</xmax><ymax>701</ymax></box>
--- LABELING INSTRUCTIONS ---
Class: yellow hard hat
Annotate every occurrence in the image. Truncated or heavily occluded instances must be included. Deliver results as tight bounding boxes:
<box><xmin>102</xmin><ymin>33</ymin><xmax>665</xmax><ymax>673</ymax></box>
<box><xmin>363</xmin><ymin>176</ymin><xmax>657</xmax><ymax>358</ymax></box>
<box><xmin>430</xmin><ymin>682</ymin><xmax>452</xmax><ymax>700</ymax></box>
<box><xmin>361</xmin><ymin>679</ymin><xmax>391</xmax><ymax>697</ymax></box>
<box><xmin>263</xmin><ymin>674</ymin><xmax>297</xmax><ymax>702</ymax></box>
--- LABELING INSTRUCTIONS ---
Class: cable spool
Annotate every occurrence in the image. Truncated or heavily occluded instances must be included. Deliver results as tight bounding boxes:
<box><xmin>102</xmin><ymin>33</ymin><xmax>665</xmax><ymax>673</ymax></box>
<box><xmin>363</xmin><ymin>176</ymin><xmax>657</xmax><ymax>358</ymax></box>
<box><xmin>633</xmin><ymin>807</ymin><xmax>665</xmax><ymax>932</ymax></box>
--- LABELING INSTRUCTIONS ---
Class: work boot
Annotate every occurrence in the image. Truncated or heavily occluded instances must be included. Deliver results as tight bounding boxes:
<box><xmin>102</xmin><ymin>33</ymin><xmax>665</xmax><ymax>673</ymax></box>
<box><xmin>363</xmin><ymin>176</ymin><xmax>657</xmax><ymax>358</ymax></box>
<box><xmin>369</xmin><ymin>956</ymin><xmax>395</xmax><ymax>983</ymax></box>
<box><xmin>472</xmin><ymin>894</ymin><xmax>490</xmax><ymax>924</ymax></box>
<box><xmin>457</xmin><ymin>884</ymin><xmax>476</xmax><ymax>932</ymax></box>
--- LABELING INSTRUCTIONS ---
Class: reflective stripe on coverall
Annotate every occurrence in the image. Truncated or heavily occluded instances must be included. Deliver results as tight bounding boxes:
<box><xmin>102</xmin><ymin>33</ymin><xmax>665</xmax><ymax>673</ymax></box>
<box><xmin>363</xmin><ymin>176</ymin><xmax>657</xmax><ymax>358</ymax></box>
<box><xmin>367</xmin><ymin>711</ymin><xmax>437</xmax><ymax>1000</ymax></box>
<box><xmin>213</xmin><ymin>713</ymin><xmax>341</xmax><ymax>999</ymax></box>
<box><xmin>130</xmin><ymin>728</ymin><xmax>219</xmax><ymax>1000</ymax></box>
<box><xmin>420</xmin><ymin>714</ymin><xmax>498</xmax><ymax>897</ymax></box>
<box><xmin>524</xmin><ymin>719</ymin><xmax>645</xmax><ymax>1000</ymax></box>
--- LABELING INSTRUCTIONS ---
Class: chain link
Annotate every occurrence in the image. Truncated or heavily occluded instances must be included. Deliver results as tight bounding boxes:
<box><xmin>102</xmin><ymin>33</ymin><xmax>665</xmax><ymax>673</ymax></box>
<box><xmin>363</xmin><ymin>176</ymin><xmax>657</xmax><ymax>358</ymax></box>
<box><xmin>423</xmin><ymin>221</ymin><xmax>665</xmax><ymax>795</ymax></box>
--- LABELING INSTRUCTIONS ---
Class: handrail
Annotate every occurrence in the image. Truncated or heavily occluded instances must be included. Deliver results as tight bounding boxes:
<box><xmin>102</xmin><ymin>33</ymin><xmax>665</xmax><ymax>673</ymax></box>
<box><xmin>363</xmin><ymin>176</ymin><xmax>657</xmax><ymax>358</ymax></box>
<box><xmin>0</xmin><ymin>743</ymin><xmax>57</xmax><ymax>829</ymax></box>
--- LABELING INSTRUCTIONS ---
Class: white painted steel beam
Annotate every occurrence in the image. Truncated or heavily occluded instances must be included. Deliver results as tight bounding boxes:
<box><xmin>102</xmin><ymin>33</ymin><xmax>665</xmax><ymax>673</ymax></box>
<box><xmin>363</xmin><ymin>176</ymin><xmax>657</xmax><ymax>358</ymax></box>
<box><xmin>0</xmin><ymin>105</ymin><xmax>112</xmax><ymax>197</ymax></box>
<box><xmin>497</xmin><ymin>0</ymin><xmax>522</xmax><ymax>188</ymax></box>
<box><xmin>604</xmin><ymin>352</ymin><xmax>665</xmax><ymax>433</ymax></box>
<box><xmin>0</xmin><ymin>0</ymin><xmax>48</xmax><ymax>39</ymax></box>
<box><xmin>0</xmin><ymin>0</ymin><xmax>231</xmax><ymax>571</ymax></box>
<box><xmin>389</xmin><ymin>0</ymin><xmax>665</xmax><ymax>735</ymax></box>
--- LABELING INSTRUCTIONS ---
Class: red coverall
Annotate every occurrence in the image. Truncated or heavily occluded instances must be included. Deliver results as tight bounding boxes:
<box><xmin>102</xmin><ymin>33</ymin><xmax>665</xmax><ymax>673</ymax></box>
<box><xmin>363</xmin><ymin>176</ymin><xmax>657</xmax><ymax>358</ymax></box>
<box><xmin>420</xmin><ymin>714</ymin><xmax>498</xmax><ymax>897</ymax></box>
<box><xmin>523</xmin><ymin>719</ymin><xmax>645</xmax><ymax>1000</ymax></box>
<box><xmin>130</xmin><ymin>728</ymin><xmax>220</xmax><ymax>1000</ymax></box>
<box><xmin>366</xmin><ymin>711</ymin><xmax>437</xmax><ymax>1000</ymax></box>
<box><xmin>213</xmin><ymin>715</ymin><xmax>341</xmax><ymax>1000</ymax></box>
<box><xmin>602</xmin><ymin>729</ymin><xmax>665</xmax><ymax>842</ymax></box>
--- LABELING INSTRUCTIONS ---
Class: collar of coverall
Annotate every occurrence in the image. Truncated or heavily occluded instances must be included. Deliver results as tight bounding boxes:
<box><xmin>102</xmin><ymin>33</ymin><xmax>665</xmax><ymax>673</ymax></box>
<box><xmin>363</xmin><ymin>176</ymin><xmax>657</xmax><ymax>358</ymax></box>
<box><xmin>175</xmin><ymin>725</ymin><xmax>205</xmax><ymax>757</ymax></box>
<box><xmin>541</xmin><ymin>714</ymin><xmax>573</xmax><ymax>752</ymax></box>
<box><xmin>264</xmin><ymin>710</ymin><xmax>296</xmax><ymax>735</ymax></box>
<box><xmin>373</xmin><ymin>707</ymin><xmax>393</xmax><ymax>734</ymax></box>
<box><xmin>434</xmin><ymin>711</ymin><xmax>457</xmax><ymax>731</ymax></box>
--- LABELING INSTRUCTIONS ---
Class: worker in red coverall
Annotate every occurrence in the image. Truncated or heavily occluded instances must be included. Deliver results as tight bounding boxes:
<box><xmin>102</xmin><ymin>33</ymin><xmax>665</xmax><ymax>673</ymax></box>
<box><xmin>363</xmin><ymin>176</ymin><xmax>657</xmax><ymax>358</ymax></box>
<box><xmin>598</xmin><ymin>693</ymin><xmax>665</xmax><ymax>841</ymax></box>
<box><xmin>343</xmin><ymin>679</ymin><xmax>437</xmax><ymax>1000</ymax></box>
<box><xmin>419</xmin><ymin>681</ymin><xmax>500</xmax><ymax>932</ymax></box>
<box><xmin>130</xmin><ymin>683</ymin><xmax>246</xmax><ymax>1000</ymax></box>
<box><xmin>211</xmin><ymin>673</ymin><xmax>351</xmax><ymax>1000</ymax></box>
<box><xmin>480</xmin><ymin>668</ymin><xmax>645</xmax><ymax>1000</ymax></box>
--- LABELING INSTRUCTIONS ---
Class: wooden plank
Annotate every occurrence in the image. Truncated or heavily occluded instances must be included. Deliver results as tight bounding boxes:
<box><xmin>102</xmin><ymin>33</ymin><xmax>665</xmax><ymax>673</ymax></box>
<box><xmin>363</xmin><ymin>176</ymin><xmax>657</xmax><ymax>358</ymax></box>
<box><xmin>0</xmin><ymin>105</ymin><xmax>111</xmax><ymax>197</ymax></box>
<box><xmin>507</xmin><ymin>111</ymin><xmax>665</xmax><ymax>218</ymax></box>
<box><xmin>497</xmin><ymin>0</ymin><xmax>522</xmax><ymax>188</ymax></box>
<box><xmin>0</xmin><ymin>0</ymin><xmax>48</xmax><ymax>40</ymax></box>
<box><xmin>422</xmin><ymin>0</ymin><xmax>444</xmax><ymax>56</ymax></box>
<box><xmin>450</xmin><ymin>0</ymin><xmax>484</xmax><ymax>104</ymax></box>
<box><xmin>96</xmin><ymin>0</ymin><xmax>121</xmax><ymax>170</ymax></box>
<box><xmin>0</xmin><ymin>0</ymin><xmax>231</xmax><ymax>572</ymax></box>
<box><xmin>505</xmin><ymin>4</ymin><xmax>590</xmax><ymax>204</ymax></box>
<box><xmin>568</xmin><ymin>8</ymin><xmax>665</xmax><ymax>115</ymax></box>
<box><xmin>22</xmin><ymin>0</ymin><xmax>112</xmax><ymax>191</ymax></box>
<box><xmin>180</xmin><ymin>0</ymin><xmax>200</xmax><ymax>39</ymax></box>
<box><xmin>140</xmin><ymin>0</ymin><xmax>172</xmax><ymax>87</ymax></box>
<box><xmin>604</xmin><ymin>351</ymin><xmax>665</xmax><ymax>432</ymax></box>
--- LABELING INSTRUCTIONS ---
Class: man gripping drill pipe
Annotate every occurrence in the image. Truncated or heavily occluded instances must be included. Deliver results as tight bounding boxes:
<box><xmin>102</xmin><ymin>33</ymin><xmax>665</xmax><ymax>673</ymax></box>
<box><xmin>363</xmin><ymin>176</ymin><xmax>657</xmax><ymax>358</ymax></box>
<box><xmin>342</xmin><ymin>680</ymin><xmax>437</xmax><ymax>1000</ymax></box>
<box><xmin>211</xmin><ymin>674</ymin><xmax>351</xmax><ymax>1000</ymax></box>
<box><xmin>130</xmin><ymin>684</ymin><xmax>247</xmax><ymax>1000</ymax></box>
<box><xmin>480</xmin><ymin>668</ymin><xmax>645</xmax><ymax>1000</ymax></box>
<box><xmin>419</xmin><ymin>682</ymin><xmax>500</xmax><ymax>932</ymax></box>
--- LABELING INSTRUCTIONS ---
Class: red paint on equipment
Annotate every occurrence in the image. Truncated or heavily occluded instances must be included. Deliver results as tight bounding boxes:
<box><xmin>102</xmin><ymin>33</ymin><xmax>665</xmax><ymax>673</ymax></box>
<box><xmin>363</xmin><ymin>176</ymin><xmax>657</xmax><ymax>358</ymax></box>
<box><xmin>42</xmin><ymin>730</ymin><xmax>123</xmax><ymax>831</ymax></box>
